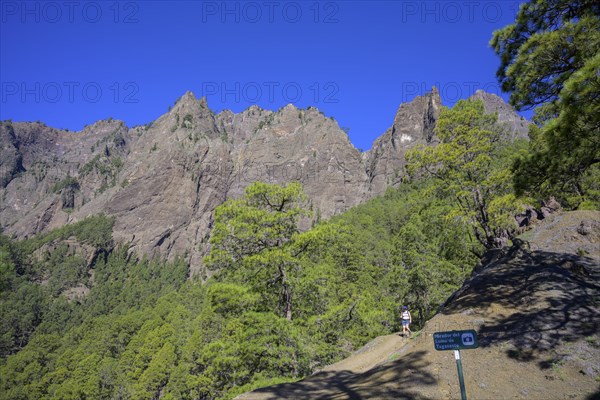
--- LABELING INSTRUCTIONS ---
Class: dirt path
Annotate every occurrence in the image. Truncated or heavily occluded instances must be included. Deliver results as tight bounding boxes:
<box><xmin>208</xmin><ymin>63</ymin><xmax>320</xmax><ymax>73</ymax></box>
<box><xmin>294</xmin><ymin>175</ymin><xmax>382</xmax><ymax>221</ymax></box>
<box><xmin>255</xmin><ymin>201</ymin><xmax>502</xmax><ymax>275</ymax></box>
<box><xmin>236</xmin><ymin>334</ymin><xmax>413</xmax><ymax>400</ymax></box>
<box><xmin>320</xmin><ymin>333</ymin><xmax>408</xmax><ymax>374</ymax></box>
<box><xmin>236</xmin><ymin>211</ymin><xmax>600</xmax><ymax>400</ymax></box>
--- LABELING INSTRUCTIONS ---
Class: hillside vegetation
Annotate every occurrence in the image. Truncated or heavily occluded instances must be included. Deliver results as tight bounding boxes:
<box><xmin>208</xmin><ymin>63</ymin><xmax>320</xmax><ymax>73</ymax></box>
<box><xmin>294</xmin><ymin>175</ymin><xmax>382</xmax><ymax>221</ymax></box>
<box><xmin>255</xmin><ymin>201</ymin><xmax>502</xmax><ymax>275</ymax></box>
<box><xmin>2</xmin><ymin>88</ymin><xmax>598</xmax><ymax>399</ymax></box>
<box><xmin>0</xmin><ymin>171</ymin><xmax>480</xmax><ymax>399</ymax></box>
<box><xmin>240</xmin><ymin>210</ymin><xmax>600</xmax><ymax>400</ymax></box>
<box><xmin>1</xmin><ymin>1</ymin><xmax>598</xmax><ymax>398</ymax></box>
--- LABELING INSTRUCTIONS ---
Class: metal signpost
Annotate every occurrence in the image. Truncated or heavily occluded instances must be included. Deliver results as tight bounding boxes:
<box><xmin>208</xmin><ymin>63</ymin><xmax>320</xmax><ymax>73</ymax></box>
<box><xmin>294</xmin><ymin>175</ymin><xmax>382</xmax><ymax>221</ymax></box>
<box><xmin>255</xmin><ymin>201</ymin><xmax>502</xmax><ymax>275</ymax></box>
<box><xmin>433</xmin><ymin>330</ymin><xmax>478</xmax><ymax>400</ymax></box>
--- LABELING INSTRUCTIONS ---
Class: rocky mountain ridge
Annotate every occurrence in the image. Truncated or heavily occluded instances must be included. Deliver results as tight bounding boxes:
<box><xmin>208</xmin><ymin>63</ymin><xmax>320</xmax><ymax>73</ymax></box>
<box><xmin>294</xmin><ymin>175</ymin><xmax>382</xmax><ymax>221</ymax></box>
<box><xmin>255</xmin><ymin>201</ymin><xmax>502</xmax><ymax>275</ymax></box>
<box><xmin>0</xmin><ymin>89</ymin><xmax>529</xmax><ymax>274</ymax></box>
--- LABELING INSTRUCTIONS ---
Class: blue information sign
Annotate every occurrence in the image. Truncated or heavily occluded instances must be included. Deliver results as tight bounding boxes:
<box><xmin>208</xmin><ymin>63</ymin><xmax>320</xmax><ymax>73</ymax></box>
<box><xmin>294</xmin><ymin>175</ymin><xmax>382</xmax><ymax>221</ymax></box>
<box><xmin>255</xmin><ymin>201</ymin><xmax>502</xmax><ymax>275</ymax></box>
<box><xmin>433</xmin><ymin>330</ymin><xmax>478</xmax><ymax>351</ymax></box>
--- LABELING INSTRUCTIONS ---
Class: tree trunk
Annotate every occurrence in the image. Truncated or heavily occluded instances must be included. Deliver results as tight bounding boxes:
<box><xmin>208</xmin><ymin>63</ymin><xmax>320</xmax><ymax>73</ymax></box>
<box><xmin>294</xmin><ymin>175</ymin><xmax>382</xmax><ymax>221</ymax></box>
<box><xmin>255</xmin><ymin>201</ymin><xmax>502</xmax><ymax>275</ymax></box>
<box><xmin>279</xmin><ymin>265</ymin><xmax>293</xmax><ymax>321</ymax></box>
<box><xmin>473</xmin><ymin>188</ymin><xmax>499</xmax><ymax>249</ymax></box>
<box><xmin>285</xmin><ymin>289</ymin><xmax>293</xmax><ymax>321</ymax></box>
<box><xmin>282</xmin><ymin>281</ymin><xmax>292</xmax><ymax>321</ymax></box>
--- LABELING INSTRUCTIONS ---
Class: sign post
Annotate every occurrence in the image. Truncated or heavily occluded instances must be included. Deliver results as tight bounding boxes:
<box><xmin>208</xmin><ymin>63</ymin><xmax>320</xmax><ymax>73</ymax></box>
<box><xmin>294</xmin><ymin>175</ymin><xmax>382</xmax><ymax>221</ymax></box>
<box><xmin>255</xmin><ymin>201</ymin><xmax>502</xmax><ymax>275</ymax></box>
<box><xmin>433</xmin><ymin>330</ymin><xmax>478</xmax><ymax>400</ymax></box>
<box><xmin>454</xmin><ymin>350</ymin><xmax>467</xmax><ymax>400</ymax></box>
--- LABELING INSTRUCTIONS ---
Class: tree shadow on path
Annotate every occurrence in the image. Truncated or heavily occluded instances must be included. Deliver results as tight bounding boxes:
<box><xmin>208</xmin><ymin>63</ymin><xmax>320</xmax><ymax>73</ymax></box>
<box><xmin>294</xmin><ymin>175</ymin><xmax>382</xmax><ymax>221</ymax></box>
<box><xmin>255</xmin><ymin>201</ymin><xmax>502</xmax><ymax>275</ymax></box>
<box><xmin>251</xmin><ymin>350</ymin><xmax>436</xmax><ymax>399</ymax></box>
<box><xmin>442</xmin><ymin>244</ymin><xmax>600</xmax><ymax>370</ymax></box>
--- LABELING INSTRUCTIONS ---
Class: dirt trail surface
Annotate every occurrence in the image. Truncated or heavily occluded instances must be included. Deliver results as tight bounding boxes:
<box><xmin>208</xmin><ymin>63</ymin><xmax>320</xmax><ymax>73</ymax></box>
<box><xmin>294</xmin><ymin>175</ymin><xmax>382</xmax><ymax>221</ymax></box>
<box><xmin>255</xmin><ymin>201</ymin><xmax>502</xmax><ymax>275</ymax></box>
<box><xmin>320</xmin><ymin>334</ymin><xmax>409</xmax><ymax>374</ymax></box>
<box><xmin>237</xmin><ymin>211</ymin><xmax>600</xmax><ymax>400</ymax></box>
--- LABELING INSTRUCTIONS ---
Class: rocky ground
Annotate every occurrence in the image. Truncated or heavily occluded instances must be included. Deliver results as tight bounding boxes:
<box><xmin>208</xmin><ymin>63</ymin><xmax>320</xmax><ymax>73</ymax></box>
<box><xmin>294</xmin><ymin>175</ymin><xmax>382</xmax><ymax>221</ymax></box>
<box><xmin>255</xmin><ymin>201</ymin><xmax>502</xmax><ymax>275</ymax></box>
<box><xmin>237</xmin><ymin>210</ymin><xmax>600</xmax><ymax>399</ymax></box>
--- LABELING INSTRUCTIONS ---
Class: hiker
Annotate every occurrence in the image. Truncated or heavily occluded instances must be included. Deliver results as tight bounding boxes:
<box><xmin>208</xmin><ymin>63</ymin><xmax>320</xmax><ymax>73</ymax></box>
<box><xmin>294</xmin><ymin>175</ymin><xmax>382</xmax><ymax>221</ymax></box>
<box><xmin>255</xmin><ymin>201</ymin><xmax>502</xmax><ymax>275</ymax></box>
<box><xmin>401</xmin><ymin>305</ymin><xmax>412</xmax><ymax>337</ymax></box>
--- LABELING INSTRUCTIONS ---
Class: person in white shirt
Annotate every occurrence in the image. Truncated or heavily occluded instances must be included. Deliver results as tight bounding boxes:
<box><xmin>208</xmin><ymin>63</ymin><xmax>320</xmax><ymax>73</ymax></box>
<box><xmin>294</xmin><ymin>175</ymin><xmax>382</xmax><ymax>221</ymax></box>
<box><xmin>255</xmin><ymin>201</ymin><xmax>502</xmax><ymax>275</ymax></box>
<box><xmin>401</xmin><ymin>305</ymin><xmax>412</xmax><ymax>337</ymax></box>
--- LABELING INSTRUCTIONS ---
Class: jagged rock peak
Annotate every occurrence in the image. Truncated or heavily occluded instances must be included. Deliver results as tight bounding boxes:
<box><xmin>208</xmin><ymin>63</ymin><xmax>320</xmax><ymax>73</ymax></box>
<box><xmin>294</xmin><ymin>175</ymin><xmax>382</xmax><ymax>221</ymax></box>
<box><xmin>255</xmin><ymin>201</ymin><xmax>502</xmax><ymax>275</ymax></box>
<box><xmin>469</xmin><ymin>90</ymin><xmax>530</xmax><ymax>138</ymax></box>
<box><xmin>178</xmin><ymin>90</ymin><xmax>198</xmax><ymax>104</ymax></box>
<box><xmin>390</xmin><ymin>86</ymin><xmax>441</xmax><ymax>143</ymax></box>
<box><xmin>470</xmin><ymin>89</ymin><xmax>506</xmax><ymax>107</ymax></box>
<box><xmin>393</xmin><ymin>86</ymin><xmax>440</xmax><ymax>115</ymax></box>
<box><xmin>171</xmin><ymin>91</ymin><xmax>212</xmax><ymax>116</ymax></box>
<box><xmin>364</xmin><ymin>87</ymin><xmax>443</xmax><ymax>195</ymax></box>
<box><xmin>199</xmin><ymin>96</ymin><xmax>208</xmax><ymax>109</ymax></box>
<box><xmin>424</xmin><ymin>85</ymin><xmax>441</xmax><ymax>107</ymax></box>
<box><xmin>243</xmin><ymin>104</ymin><xmax>266</xmax><ymax>114</ymax></box>
<box><xmin>81</xmin><ymin>118</ymin><xmax>127</xmax><ymax>135</ymax></box>
<box><xmin>279</xmin><ymin>103</ymin><xmax>299</xmax><ymax>113</ymax></box>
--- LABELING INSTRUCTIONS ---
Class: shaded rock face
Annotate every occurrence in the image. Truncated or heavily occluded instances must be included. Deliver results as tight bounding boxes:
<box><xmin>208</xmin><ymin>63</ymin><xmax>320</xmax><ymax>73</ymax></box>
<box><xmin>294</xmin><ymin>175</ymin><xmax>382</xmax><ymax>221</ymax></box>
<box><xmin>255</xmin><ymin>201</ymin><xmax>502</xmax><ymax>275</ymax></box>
<box><xmin>0</xmin><ymin>123</ymin><xmax>25</xmax><ymax>188</ymax></box>
<box><xmin>514</xmin><ymin>197</ymin><xmax>562</xmax><ymax>231</ymax></box>
<box><xmin>0</xmin><ymin>89</ymin><xmax>527</xmax><ymax>274</ymax></box>
<box><xmin>469</xmin><ymin>90</ymin><xmax>531</xmax><ymax>138</ymax></box>
<box><xmin>365</xmin><ymin>87</ymin><xmax>442</xmax><ymax>194</ymax></box>
<box><xmin>1</xmin><ymin>119</ymin><xmax>133</xmax><ymax>234</ymax></box>
<box><xmin>60</xmin><ymin>185</ymin><xmax>77</xmax><ymax>209</ymax></box>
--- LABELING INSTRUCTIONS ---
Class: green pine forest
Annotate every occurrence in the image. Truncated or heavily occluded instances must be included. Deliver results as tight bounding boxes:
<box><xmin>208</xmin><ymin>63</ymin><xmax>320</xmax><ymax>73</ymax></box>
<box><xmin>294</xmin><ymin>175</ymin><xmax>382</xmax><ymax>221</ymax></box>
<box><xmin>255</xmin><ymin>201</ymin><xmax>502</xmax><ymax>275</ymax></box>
<box><xmin>1</xmin><ymin>1</ymin><xmax>599</xmax><ymax>398</ymax></box>
<box><xmin>1</xmin><ymin>173</ymin><xmax>483</xmax><ymax>399</ymax></box>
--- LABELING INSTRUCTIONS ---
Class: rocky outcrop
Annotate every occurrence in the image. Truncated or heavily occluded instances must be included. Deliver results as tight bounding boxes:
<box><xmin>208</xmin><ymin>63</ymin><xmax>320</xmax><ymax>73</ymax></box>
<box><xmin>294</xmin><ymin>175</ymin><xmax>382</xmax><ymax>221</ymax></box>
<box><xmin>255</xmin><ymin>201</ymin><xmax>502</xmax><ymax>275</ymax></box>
<box><xmin>470</xmin><ymin>90</ymin><xmax>531</xmax><ymax>138</ymax></box>
<box><xmin>1</xmin><ymin>119</ymin><xmax>134</xmax><ymax>234</ymax></box>
<box><xmin>33</xmin><ymin>237</ymin><xmax>100</xmax><ymax>270</ymax></box>
<box><xmin>515</xmin><ymin>197</ymin><xmax>562</xmax><ymax>231</ymax></box>
<box><xmin>0</xmin><ymin>89</ymin><xmax>527</xmax><ymax>275</ymax></box>
<box><xmin>225</xmin><ymin>104</ymin><xmax>368</xmax><ymax>218</ymax></box>
<box><xmin>0</xmin><ymin>123</ymin><xmax>25</xmax><ymax>188</ymax></box>
<box><xmin>365</xmin><ymin>87</ymin><xmax>442</xmax><ymax>195</ymax></box>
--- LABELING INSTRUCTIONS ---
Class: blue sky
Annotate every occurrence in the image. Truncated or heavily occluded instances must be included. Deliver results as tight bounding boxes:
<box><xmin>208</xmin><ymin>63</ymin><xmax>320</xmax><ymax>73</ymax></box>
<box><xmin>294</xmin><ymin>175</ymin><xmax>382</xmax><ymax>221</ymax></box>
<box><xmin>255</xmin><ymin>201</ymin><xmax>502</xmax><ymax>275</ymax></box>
<box><xmin>1</xmin><ymin>0</ymin><xmax>526</xmax><ymax>151</ymax></box>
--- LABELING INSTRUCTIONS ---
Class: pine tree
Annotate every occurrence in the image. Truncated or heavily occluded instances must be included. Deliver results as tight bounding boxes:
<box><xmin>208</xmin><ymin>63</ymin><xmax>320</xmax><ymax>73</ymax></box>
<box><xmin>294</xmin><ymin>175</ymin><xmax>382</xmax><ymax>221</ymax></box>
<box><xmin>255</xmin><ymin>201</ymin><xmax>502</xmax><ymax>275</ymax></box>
<box><xmin>491</xmin><ymin>0</ymin><xmax>600</xmax><ymax>207</ymax></box>
<box><xmin>406</xmin><ymin>99</ymin><xmax>526</xmax><ymax>249</ymax></box>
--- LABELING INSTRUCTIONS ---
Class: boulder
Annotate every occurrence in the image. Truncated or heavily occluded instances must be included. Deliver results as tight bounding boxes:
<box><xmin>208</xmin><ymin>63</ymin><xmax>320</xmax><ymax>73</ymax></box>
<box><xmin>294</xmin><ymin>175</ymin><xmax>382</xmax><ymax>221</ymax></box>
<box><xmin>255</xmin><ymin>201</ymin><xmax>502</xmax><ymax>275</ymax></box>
<box><xmin>577</xmin><ymin>220</ymin><xmax>599</xmax><ymax>236</ymax></box>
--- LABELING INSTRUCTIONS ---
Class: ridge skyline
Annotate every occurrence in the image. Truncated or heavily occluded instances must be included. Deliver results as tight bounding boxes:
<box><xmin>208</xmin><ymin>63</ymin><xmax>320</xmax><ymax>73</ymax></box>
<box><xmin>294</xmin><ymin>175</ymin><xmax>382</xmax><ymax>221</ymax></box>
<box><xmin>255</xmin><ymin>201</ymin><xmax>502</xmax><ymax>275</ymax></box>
<box><xmin>1</xmin><ymin>1</ymin><xmax>530</xmax><ymax>151</ymax></box>
<box><xmin>4</xmin><ymin>86</ymin><xmax>527</xmax><ymax>152</ymax></box>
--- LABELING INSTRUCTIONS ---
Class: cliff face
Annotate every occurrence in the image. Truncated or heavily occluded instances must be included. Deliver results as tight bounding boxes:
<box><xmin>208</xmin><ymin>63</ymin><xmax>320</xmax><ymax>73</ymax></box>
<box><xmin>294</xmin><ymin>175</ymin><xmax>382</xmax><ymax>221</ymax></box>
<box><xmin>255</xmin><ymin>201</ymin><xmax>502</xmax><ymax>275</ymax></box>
<box><xmin>365</xmin><ymin>87</ymin><xmax>443</xmax><ymax>194</ymax></box>
<box><xmin>469</xmin><ymin>90</ymin><xmax>531</xmax><ymax>138</ymax></box>
<box><xmin>0</xmin><ymin>89</ymin><xmax>527</xmax><ymax>273</ymax></box>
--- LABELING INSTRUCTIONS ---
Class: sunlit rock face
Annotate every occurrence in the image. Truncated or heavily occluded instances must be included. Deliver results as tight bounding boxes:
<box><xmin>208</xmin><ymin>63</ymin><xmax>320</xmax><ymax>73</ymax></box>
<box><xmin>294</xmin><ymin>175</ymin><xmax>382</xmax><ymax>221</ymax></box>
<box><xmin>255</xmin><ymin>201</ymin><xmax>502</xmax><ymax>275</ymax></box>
<box><xmin>0</xmin><ymin>88</ymin><xmax>526</xmax><ymax>275</ymax></box>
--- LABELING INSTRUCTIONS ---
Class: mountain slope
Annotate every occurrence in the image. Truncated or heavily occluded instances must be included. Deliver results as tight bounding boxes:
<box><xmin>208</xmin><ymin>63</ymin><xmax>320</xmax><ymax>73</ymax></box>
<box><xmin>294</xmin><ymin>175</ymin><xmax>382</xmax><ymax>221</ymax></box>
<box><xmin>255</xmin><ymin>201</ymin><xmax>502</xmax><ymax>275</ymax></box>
<box><xmin>0</xmin><ymin>90</ymin><xmax>528</xmax><ymax>274</ymax></box>
<box><xmin>238</xmin><ymin>210</ymin><xmax>600</xmax><ymax>400</ymax></box>
<box><xmin>470</xmin><ymin>89</ymin><xmax>530</xmax><ymax>138</ymax></box>
<box><xmin>365</xmin><ymin>88</ymin><xmax>442</xmax><ymax>194</ymax></box>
